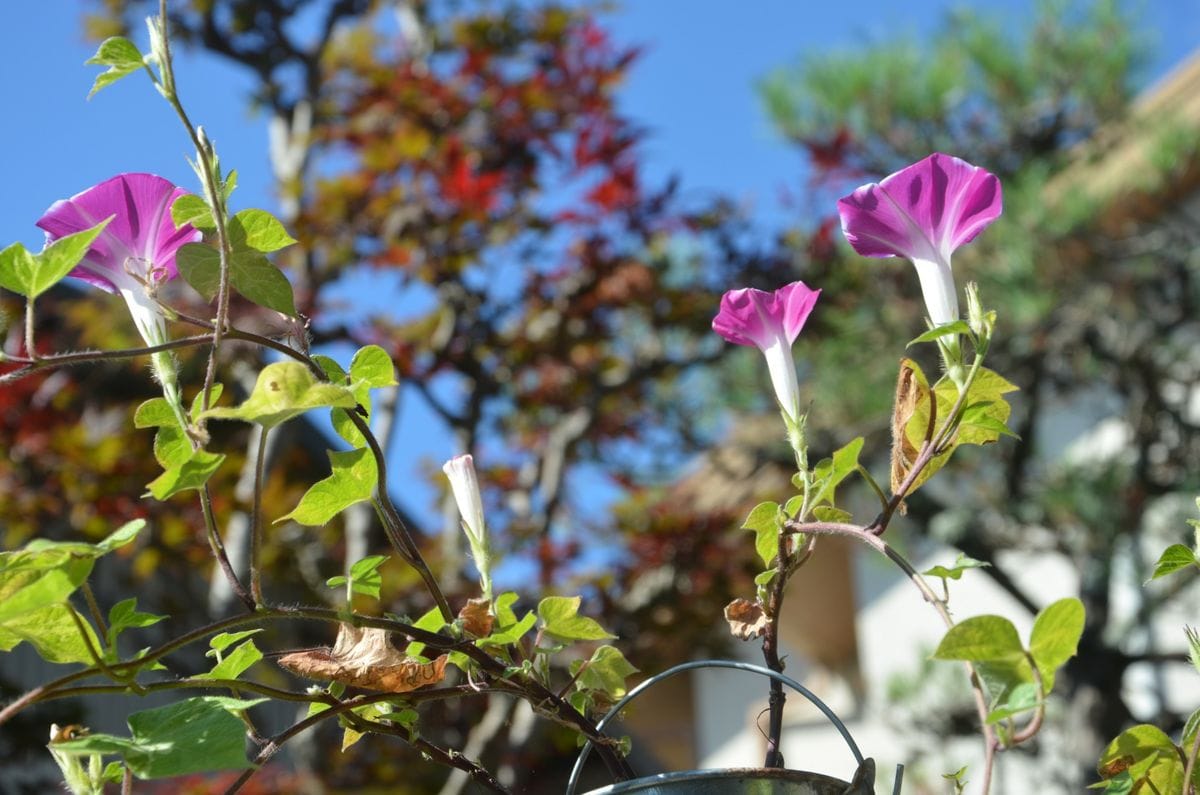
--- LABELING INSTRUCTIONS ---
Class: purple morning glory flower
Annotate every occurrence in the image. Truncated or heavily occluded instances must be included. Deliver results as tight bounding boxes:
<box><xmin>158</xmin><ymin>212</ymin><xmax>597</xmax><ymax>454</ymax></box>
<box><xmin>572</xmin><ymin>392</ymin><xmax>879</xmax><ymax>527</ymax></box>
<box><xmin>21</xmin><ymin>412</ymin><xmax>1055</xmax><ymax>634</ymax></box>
<box><xmin>712</xmin><ymin>281</ymin><xmax>821</xmax><ymax>424</ymax></box>
<box><xmin>36</xmin><ymin>173</ymin><xmax>202</xmax><ymax>346</ymax></box>
<box><xmin>837</xmin><ymin>153</ymin><xmax>1002</xmax><ymax>327</ymax></box>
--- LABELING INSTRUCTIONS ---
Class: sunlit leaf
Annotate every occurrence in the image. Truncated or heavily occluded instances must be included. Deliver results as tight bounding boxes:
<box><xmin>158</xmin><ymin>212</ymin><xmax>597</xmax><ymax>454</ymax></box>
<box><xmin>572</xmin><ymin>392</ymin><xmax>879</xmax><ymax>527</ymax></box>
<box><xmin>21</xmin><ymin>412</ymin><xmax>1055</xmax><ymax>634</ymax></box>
<box><xmin>537</xmin><ymin>596</ymin><xmax>615</xmax><ymax>642</ymax></box>
<box><xmin>201</xmin><ymin>362</ymin><xmax>356</xmax><ymax>429</ymax></box>
<box><xmin>278</xmin><ymin>448</ymin><xmax>377</xmax><ymax>526</ymax></box>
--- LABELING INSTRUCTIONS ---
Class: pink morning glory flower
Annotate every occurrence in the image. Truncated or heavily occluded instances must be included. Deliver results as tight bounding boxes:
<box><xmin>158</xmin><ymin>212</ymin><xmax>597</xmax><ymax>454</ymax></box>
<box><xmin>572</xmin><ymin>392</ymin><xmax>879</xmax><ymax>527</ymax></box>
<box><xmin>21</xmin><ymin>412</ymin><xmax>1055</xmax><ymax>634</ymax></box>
<box><xmin>837</xmin><ymin>153</ymin><xmax>1002</xmax><ymax>327</ymax></box>
<box><xmin>712</xmin><ymin>281</ymin><xmax>821</xmax><ymax>424</ymax></box>
<box><xmin>36</xmin><ymin>173</ymin><xmax>201</xmax><ymax>347</ymax></box>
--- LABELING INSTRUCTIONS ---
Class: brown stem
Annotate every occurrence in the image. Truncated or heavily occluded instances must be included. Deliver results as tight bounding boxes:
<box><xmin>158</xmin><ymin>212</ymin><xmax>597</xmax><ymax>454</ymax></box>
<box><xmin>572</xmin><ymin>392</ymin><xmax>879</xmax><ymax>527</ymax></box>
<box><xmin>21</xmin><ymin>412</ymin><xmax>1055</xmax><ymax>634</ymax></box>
<box><xmin>346</xmin><ymin>408</ymin><xmax>454</xmax><ymax>624</ymax></box>
<box><xmin>761</xmin><ymin>517</ymin><xmax>794</xmax><ymax>768</ymax></box>
<box><xmin>249</xmin><ymin>425</ymin><xmax>270</xmax><ymax>605</ymax></box>
<box><xmin>0</xmin><ymin>335</ymin><xmax>216</xmax><ymax>385</ymax></box>
<box><xmin>1007</xmin><ymin>653</ymin><xmax>1045</xmax><ymax>746</ymax></box>
<box><xmin>199</xmin><ymin>486</ymin><xmax>256</xmax><ymax>612</ymax></box>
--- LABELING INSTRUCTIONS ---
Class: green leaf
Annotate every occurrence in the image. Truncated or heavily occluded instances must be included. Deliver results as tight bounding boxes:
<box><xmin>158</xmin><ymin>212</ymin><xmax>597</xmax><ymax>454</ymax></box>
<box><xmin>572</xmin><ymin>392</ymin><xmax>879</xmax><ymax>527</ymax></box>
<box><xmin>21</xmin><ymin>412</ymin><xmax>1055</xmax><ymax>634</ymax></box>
<box><xmin>1147</xmin><ymin>544</ymin><xmax>1199</xmax><ymax>582</ymax></box>
<box><xmin>35</xmin><ymin>220</ymin><xmax>114</xmax><ymax>297</ymax></box>
<box><xmin>134</xmin><ymin>398</ymin><xmax>193</xmax><ymax>469</ymax></box>
<box><xmin>742</xmin><ymin>501</ymin><xmax>782</xmax><ymax>568</ymax></box>
<box><xmin>220</xmin><ymin>172</ymin><xmax>238</xmax><ymax>205</ymax></box>
<box><xmin>0</xmin><ymin>549</ymin><xmax>92</xmax><ymax>624</ymax></box>
<box><xmin>106</xmin><ymin>598</ymin><xmax>166</xmax><ymax>651</ymax></box>
<box><xmin>51</xmin><ymin>697</ymin><xmax>264</xmax><ymax>778</ymax></box>
<box><xmin>932</xmin><ymin>615</ymin><xmax>1024</xmax><ymax>662</ymax></box>
<box><xmin>0</xmin><ymin>603</ymin><xmax>102</xmax><ymax>664</ymax></box>
<box><xmin>0</xmin><ymin>520</ymin><xmax>144</xmax><ymax>624</ymax></box>
<box><xmin>313</xmin><ymin>355</ymin><xmax>347</xmax><ymax>382</ymax></box>
<box><xmin>277</xmin><ymin>448</ymin><xmax>377</xmax><ymax>526</ymax></box>
<box><xmin>908</xmin><ymin>319</ymin><xmax>973</xmax><ymax>347</ymax></box>
<box><xmin>984</xmin><ymin>681</ymin><xmax>1039</xmax><ymax>724</ymax></box>
<box><xmin>230</xmin><ymin>209</ymin><xmax>297</xmax><ymax>253</ymax></box>
<box><xmin>812</xmin><ymin>505</ymin><xmax>853</xmax><ymax>524</ymax></box>
<box><xmin>479</xmin><ymin>611</ymin><xmax>537</xmax><ymax>648</ymax></box>
<box><xmin>1096</xmin><ymin>725</ymin><xmax>1184</xmax><ymax>794</ymax></box>
<box><xmin>202</xmin><ymin>362</ymin><xmax>357</xmax><ymax>429</ymax></box>
<box><xmin>175</xmin><ymin>242</ymin><xmax>297</xmax><ymax>315</ymax></box>
<box><xmin>1186</xmin><ymin>626</ymin><xmax>1200</xmax><ymax>677</ymax></box>
<box><xmin>200</xmin><ymin>639</ymin><xmax>262</xmax><ymax>681</ymax></box>
<box><xmin>478</xmin><ymin>592</ymin><xmax>537</xmax><ymax>647</ymax></box>
<box><xmin>133</xmin><ymin>397</ymin><xmax>178</xmax><ymax>429</ymax></box>
<box><xmin>924</xmin><ymin>553</ymin><xmax>991</xmax><ymax>581</ymax></box>
<box><xmin>537</xmin><ymin>596</ymin><xmax>615</xmax><ymax>642</ymax></box>
<box><xmin>0</xmin><ymin>243</ymin><xmax>37</xmax><ymax>297</ymax></box>
<box><xmin>350</xmin><ymin>345</ymin><xmax>398</xmax><ymax>388</ymax></box>
<box><xmin>229</xmin><ymin>252</ymin><xmax>296</xmax><ymax>316</ymax></box>
<box><xmin>328</xmin><ymin>346</ymin><xmax>395</xmax><ymax>446</ymax></box>
<box><xmin>754</xmin><ymin>569</ymin><xmax>777</xmax><ymax>587</ymax></box>
<box><xmin>493</xmin><ymin>592</ymin><xmax>520</xmax><ymax>626</ymax></box>
<box><xmin>0</xmin><ymin>220</ymin><xmax>112</xmax><ymax>299</ymax></box>
<box><xmin>170</xmin><ymin>195</ymin><xmax>215</xmax><ymax>231</ymax></box>
<box><xmin>175</xmin><ymin>242</ymin><xmax>220</xmax><ymax>302</ymax></box>
<box><xmin>403</xmin><ymin>606</ymin><xmax>448</xmax><ymax>658</ymax></box>
<box><xmin>810</xmin><ymin>437</ymin><xmax>864</xmax><ymax>507</ymax></box>
<box><xmin>904</xmin><ymin>367</ymin><xmax>1019</xmax><ymax>493</ymax></box>
<box><xmin>207</xmin><ymin>630</ymin><xmax>264</xmax><ymax>654</ymax></box>
<box><xmin>572</xmin><ymin>645</ymin><xmax>639</xmax><ymax>699</ymax></box>
<box><xmin>1028</xmin><ymin>597</ymin><xmax>1084</xmax><ymax>694</ymax></box>
<box><xmin>342</xmin><ymin>554</ymin><xmax>389</xmax><ymax>599</ymax></box>
<box><xmin>85</xmin><ymin>37</ymin><xmax>145</xmax><ymax>98</ymax></box>
<box><xmin>145</xmin><ymin>449</ymin><xmax>225</xmax><ymax>500</ymax></box>
<box><xmin>190</xmin><ymin>383</ymin><xmax>224</xmax><ymax>420</ymax></box>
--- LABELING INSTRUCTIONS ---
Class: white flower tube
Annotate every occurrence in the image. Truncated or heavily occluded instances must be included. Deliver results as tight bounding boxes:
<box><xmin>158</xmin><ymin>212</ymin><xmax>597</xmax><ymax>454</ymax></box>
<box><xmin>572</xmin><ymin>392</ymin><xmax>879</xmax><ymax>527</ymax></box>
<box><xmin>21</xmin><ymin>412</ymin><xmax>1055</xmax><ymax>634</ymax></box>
<box><xmin>442</xmin><ymin>454</ymin><xmax>493</xmax><ymax>602</ymax></box>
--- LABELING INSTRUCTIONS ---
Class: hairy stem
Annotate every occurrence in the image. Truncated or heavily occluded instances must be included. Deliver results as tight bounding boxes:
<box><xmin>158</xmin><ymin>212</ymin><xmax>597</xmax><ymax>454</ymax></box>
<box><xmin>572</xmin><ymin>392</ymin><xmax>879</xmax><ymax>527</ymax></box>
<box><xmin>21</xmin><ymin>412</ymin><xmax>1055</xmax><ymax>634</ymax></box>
<box><xmin>23</xmin><ymin>298</ymin><xmax>36</xmax><ymax>362</ymax></box>
<box><xmin>198</xmin><ymin>487</ymin><xmax>256</xmax><ymax>612</ymax></box>
<box><xmin>249</xmin><ymin>425</ymin><xmax>270</xmax><ymax>605</ymax></box>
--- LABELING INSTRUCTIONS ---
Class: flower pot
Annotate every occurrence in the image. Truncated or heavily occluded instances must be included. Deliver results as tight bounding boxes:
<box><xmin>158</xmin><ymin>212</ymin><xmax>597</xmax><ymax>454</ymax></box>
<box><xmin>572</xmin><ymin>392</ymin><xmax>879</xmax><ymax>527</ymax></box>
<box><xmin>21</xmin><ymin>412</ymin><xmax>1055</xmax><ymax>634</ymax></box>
<box><xmin>578</xmin><ymin>761</ymin><xmax>875</xmax><ymax>794</ymax></box>
<box><xmin>566</xmin><ymin>660</ymin><xmax>898</xmax><ymax>795</ymax></box>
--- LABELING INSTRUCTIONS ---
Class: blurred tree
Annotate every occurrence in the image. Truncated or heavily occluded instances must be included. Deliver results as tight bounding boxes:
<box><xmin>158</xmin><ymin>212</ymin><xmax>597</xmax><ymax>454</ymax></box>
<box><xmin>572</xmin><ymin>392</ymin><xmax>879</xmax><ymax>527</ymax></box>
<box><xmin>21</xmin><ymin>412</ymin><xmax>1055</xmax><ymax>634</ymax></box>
<box><xmin>759</xmin><ymin>0</ymin><xmax>1200</xmax><ymax>788</ymax></box>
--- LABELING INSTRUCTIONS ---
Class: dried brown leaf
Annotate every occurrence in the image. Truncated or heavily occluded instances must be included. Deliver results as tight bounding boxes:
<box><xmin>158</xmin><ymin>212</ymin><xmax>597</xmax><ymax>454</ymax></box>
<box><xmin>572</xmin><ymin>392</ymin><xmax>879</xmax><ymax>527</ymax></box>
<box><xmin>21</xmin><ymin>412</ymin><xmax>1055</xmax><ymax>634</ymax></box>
<box><xmin>458</xmin><ymin>597</ymin><xmax>494</xmax><ymax>638</ymax></box>
<box><xmin>275</xmin><ymin>624</ymin><xmax>448</xmax><ymax>693</ymax></box>
<box><xmin>890</xmin><ymin>358</ymin><xmax>932</xmax><ymax>513</ymax></box>
<box><xmin>724</xmin><ymin>598</ymin><xmax>768</xmax><ymax>640</ymax></box>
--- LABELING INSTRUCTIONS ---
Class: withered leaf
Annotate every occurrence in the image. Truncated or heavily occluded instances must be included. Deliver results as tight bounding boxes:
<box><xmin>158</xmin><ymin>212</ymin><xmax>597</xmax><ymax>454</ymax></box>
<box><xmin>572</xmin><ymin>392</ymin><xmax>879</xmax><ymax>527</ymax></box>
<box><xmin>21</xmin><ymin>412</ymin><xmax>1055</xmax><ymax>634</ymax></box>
<box><xmin>724</xmin><ymin>598</ymin><xmax>768</xmax><ymax>640</ymax></box>
<box><xmin>458</xmin><ymin>597</ymin><xmax>494</xmax><ymax>638</ymax></box>
<box><xmin>890</xmin><ymin>358</ymin><xmax>934</xmax><ymax>511</ymax></box>
<box><xmin>276</xmin><ymin>624</ymin><xmax>448</xmax><ymax>693</ymax></box>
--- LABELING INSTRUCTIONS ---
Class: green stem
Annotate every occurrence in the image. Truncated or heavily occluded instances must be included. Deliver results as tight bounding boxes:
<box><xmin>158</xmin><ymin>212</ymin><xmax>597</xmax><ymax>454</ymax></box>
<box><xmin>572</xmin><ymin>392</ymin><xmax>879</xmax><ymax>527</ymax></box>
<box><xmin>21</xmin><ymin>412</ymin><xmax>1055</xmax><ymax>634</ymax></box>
<box><xmin>23</xmin><ymin>298</ymin><xmax>36</xmax><ymax>362</ymax></box>
<box><xmin>79</xmin><ymin>583</ymin><xmax>108</xmax><ymax>645</ymax></box>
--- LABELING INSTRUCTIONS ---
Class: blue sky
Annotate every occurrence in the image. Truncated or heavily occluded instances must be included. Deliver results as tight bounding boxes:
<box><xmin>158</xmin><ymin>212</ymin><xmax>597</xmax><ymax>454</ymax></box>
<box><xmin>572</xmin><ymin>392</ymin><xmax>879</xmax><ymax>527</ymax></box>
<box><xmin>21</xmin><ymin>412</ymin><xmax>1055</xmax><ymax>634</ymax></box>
<box><xmin>3</xmin><ymin>1</ymin><xmax>1197</xmax><ymax>250</ymax></box>
<box><xmin>2</xmin><ymin>0</ymin><xmax>1198</xmax><ymax>538</ymax></box>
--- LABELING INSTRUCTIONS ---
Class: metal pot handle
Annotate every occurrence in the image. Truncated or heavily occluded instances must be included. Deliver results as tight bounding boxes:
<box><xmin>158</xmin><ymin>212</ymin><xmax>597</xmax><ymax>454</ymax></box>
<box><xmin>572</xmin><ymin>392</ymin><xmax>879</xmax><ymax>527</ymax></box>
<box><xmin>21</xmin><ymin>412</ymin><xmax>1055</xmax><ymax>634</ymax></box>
<box><xmin>565</xmin><ymin>659</ymin><xmax>901</xmax><ymax>795</ymax></box>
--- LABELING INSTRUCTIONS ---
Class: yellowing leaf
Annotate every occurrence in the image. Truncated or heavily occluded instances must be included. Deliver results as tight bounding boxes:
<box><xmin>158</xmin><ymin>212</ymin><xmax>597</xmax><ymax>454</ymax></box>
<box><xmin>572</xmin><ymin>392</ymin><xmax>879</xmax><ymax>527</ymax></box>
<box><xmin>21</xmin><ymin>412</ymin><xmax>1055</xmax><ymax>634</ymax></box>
<box><xmin>201</xmin><ymin>362</ymin><xmax>356</xmax><ymax>429</ymax></box>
